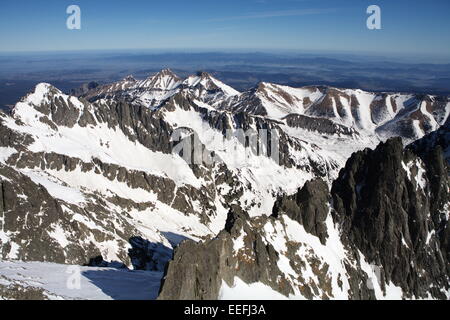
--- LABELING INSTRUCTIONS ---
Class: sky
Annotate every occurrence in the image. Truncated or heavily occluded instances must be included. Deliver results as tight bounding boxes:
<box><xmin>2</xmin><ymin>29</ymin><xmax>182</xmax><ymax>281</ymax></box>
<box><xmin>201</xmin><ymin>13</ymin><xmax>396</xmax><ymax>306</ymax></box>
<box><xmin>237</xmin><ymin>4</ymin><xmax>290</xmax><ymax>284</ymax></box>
<box><xmin>0</xmin><ymin>0</ymin><xmax>449</xmax><ymax>59</ymax></box>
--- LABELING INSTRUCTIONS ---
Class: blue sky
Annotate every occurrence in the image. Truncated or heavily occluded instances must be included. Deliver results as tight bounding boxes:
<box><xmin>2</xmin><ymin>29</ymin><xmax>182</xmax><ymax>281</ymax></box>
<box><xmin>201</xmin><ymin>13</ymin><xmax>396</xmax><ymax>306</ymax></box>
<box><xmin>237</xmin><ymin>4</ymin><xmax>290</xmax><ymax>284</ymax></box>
<box><xmin>0</xmin><ymin>0</ymin><xmax>449</xmax><ymax>58</ymax></box>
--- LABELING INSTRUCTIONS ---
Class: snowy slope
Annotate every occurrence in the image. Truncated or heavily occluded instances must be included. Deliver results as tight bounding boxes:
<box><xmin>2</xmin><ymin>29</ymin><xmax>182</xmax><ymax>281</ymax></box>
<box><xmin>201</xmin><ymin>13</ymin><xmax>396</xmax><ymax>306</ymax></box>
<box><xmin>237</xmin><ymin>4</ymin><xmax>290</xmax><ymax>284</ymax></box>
<box><xmin>80</xmin><ymin>69</ymin><xmax>449</xmax><ymax>142</ymax></box>
<box><xmin>0</xmin><ymin>260</ymin><xmax>162</xmax><ymax>300</ymax></box>
<box><xmin>223</xmin><ymin>83</ymin><xmax>449</xmax><ymax>142</ymax></box>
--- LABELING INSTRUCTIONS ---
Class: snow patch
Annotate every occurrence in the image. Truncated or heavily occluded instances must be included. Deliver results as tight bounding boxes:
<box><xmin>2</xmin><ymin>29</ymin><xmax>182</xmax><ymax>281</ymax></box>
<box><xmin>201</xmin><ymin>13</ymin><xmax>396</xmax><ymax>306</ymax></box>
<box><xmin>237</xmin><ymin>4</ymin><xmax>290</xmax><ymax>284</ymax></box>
<box><xmin>0</xmin><ymin>260</ymin><xmax>162</xmax><ymax>300</ymax></box>
<box><xmin>21</xmin><ymin>170</ymin><xmax>86</xmax><ymax>204</ymax></box>
<box><xmin>219</xmin><ymin>277</ymin><xmax>291</xmax><ymax>300</ymax></box>
<box><xmin>0</xmin><ymin>147</ymin><xmax>17</xmax><ymax>163</ymax></box>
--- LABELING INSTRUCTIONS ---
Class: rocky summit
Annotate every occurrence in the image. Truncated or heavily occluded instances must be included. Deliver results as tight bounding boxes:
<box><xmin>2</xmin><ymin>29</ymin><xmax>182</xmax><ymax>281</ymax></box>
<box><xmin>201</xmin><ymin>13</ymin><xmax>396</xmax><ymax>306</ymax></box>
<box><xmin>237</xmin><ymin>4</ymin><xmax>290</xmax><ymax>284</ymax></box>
<box><xmin>0</xmin><ymin>70</ymin><xmax>448</xmax><ymax>300</ymax></box>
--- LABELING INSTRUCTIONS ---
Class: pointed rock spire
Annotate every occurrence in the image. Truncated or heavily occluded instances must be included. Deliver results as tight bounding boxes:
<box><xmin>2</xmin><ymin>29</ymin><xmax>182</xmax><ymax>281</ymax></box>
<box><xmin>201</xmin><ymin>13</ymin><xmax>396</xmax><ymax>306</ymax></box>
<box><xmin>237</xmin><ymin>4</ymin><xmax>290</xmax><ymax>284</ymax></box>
<box><xmin>123</xmin><ymin>75</ymin><xmax>137</xmax><ymax>82</ymax></box>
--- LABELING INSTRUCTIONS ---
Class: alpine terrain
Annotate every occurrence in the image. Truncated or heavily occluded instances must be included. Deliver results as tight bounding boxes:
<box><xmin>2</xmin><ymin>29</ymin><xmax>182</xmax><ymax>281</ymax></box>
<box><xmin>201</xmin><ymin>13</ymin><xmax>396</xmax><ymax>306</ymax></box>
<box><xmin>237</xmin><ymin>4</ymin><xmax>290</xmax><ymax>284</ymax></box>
<box><xmin>0</xmin><ymin>69</ymin><xmax>448</xmax><ymax>300</ymax></box>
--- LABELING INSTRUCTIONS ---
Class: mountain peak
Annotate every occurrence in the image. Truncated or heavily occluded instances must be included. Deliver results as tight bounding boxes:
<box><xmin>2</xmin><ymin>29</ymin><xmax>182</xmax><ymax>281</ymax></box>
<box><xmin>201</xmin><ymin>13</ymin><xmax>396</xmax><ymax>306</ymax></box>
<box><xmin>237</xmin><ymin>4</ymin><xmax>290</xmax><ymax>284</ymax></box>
<box><xmin>123</xmin><ymin>75</ymin><xmax>137</xmax><ymax>82</ymax></box>
<box><xmin>184</xmin><ymin>71</ymin><xmax>240</xmax><ymax>97</ymax></box>
<box><xmin>143</xmin><ymin>69</ymin><xmax>180</xmax><ymax>81</ymax></box>
<box><xmin>35</xmin><ymin>82</ymin><xmax>60</xmax><ymax>93</ymax></box>
<box><xmin>254</xmin><ymin>81</ymin><xmax>273</xmax><ymax>93</ymax></box>
<box><xmin>196</xmin><ymin>71</ymin><xmax>213</xmax><ymax>79</ymax></box>
<box><xmin>157</xmin><ymin>68</ymin><xmax>179</xmax><ymax>78</ymax></box>
<box><xmin>20</xmin><ymin>83</ymin><xmax>62</xmax><ymax>106</ymax></box>
<box><xmin>257</xmin><ymin>82</ymin><xmax>267</xmax><ymax>89</ymax></box>
<box><xmin>139</xmin><ymin>69</ymin><xmax>182</xmax><ymax>91</ymax></box>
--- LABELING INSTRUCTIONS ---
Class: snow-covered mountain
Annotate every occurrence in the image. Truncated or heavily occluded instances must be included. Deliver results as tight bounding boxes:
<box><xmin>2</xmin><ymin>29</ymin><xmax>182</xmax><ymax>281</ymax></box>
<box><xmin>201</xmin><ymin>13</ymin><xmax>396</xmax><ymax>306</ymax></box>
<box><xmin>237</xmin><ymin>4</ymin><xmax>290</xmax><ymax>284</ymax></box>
<box><xmin>81</xmin><ymin>69</ymin><xmax>240</xmax><ymax>110</ymax></box>
<box><xmin>81</xmin><ymin>69</ymin><xmax>183</xmax><ymax>109</ymax></box>
<box><xmin>221</xmin><ymin>82</ymin><xmax>449</xmax><ymax>141</ymax></box>
<box><xmin>81</xmin><ymin>69</ymin><xmax>450</xmax><ymax>151</ymax></box>
<box><xmin>0</xmin><ymin>70</ymin><xmax>448</xmax><ymax>300</ymax></box>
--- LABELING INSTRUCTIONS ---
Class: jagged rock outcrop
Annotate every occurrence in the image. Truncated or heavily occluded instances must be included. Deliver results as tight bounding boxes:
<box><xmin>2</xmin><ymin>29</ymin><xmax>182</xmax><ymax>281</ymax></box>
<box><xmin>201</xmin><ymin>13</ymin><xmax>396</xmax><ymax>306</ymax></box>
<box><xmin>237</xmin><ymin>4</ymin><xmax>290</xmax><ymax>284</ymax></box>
<box><xmin>158</xmin><ymin>200</ymin><xmax>378</xmax><ymax>300</ymax></box>
<box><xmin>0</xmin><ymin>275</ymin><xmax>52</xmax><ymax>300</ymax></box>
<box><xmin>158</xmin><ymin>209</ymin><xmax>292</xmax><ymax>300</ymax></box>
<box><xmin>70</xmin><ymin>81</ymin><xmax>100</xmax><ymax>97</ymax></box>
<box><xmin>0</xmin><ymin>163</ymin><xmax>115</xmax><ymax>264</ymax></box>
<box><xmin>159</xmin><ymin>136</ymin><xmax>449</xmax><ymax>300</ymax></box>
<box><xmin>272</xmin><ymin>179</ymin><xmax>330</xmax><ymax>244</ymax></box>
<box><xmin>408</xmin><ymin>116</ymin><xmax>450</xmax><ymax>164</ymax></box>
<box><xmin>284</xmin><ymin>114</ymin><xmax>357</xmax><ymax>136</ymax></box>
<box><xmin>332</xmin><ymin>138</ymin><xmax>449</xmax><ymax>299</ymax></box>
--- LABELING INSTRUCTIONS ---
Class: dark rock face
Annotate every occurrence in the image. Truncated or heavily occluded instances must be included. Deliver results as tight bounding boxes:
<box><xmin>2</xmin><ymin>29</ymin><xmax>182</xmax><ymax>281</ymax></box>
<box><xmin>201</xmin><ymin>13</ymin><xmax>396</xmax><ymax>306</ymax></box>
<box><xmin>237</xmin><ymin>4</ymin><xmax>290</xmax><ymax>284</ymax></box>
<box><xmin>70</xmin><ymin>81</ymin><xmax>100</xmax><ymax>96</ymax></box>
<box><xmin>408</xmin><ymin>116</ymin><xmax>450</xmax><ymax>164</ymax></box>
<box><xmin>159</xmin><ymin>136</ymin><xmax>449</xmax><ymax>300</ymax></box>
<box><xmin>332</xmin><ymin>138</ymin><xmax>449</xmax><ymax>299</ymax></box>
<box><xmin>0</xmin><ymin>163</ymin><xmax>133</xmax><ymax>265</ymax></box>
<box><xmin>86</xmin><ymin>256</ymin><xmax>108</xmax><ymax>267</ymax></box>
<box><xmin>284</xmin><ymin>114</ymin><xmax>357</xmax><ymax>136</ymax></box>
<box><xmin>272</xmin><ymin>179</ymin><xmax>330</xmax><ymax>244</ymax></box>
<box><xmin>158</xmin><ymin>209</ymin><xmax>291</xmax><ymax>300</ymax></box>
<box><xmin>128</xmin><ymin>236</ymin><xmax>172</xmax><ymax>271</ymax></box>
<box><xmin>0</xmin><ymin>164</ymin><xmax>66</xmax><ymax>263</ymax></box>
<box><xmin>158</xmin><ymin>203</ymin><xmax>378</xmax><ymax>300</ymax></box>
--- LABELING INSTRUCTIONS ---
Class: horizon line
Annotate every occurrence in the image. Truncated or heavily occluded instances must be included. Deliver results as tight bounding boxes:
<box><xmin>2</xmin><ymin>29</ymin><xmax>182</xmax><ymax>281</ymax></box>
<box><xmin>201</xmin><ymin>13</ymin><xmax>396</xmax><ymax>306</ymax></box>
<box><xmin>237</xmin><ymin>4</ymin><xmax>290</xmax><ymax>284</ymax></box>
<box><xmin>0</xmin><ymin>47</ymin><xmax>449</xmax><ymax>59</ymax></box>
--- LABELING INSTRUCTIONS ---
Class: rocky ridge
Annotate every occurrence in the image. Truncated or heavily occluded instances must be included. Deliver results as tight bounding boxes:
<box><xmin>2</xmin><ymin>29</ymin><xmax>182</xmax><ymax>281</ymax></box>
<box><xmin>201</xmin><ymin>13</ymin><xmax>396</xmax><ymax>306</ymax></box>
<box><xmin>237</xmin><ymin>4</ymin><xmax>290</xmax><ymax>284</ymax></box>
<box><xmin>159</xmin><ymin>136</ymin><xmax>449</xmax><ymax>300</ymax></box>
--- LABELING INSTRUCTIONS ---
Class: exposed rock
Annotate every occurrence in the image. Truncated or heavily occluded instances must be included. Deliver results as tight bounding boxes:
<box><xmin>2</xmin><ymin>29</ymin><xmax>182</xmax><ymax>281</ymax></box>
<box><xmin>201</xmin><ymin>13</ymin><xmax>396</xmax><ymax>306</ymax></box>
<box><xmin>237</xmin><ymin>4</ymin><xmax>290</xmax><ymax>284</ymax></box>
<box><xmin>272</xmin><ymin>179</ymin><xmax>330</xmax><ymax>244</ymax></box>
<box><xmin>159</xmin><ymin>209</ymin><xmax>290</xmax><ymax>300</ymax></box>
<box><xmin>0</xmin><ymin>276</ymin><xmax>51</xmax><ymax>300</ymax></box>
<box><xmin>70</xmin><ymin>81</ymin><xmax>100</xmax><ymax>96</ymax></box>
<box><xmin>332</xmin><ymin>138</ymin><xmax>449</xmax><ymax>299</ymax></box>
<box><xmin>284</xmin><ymin>114</ymin><xmax>357</xmax><ymax>136</ymax></box>
<box><xmin>159</xmin><ymin>136</ymin><xmax>449</xmax><ymax>300</ymax></box>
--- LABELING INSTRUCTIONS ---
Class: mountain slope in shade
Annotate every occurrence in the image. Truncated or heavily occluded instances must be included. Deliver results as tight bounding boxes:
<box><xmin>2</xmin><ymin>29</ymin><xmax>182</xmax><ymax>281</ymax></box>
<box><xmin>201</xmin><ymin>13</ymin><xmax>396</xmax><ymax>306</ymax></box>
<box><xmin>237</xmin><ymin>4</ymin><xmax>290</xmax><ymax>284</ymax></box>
<box><xmin>408</xmin><ymin>115</ymin><xmax>450</xmax><ymax>163</ymax></box>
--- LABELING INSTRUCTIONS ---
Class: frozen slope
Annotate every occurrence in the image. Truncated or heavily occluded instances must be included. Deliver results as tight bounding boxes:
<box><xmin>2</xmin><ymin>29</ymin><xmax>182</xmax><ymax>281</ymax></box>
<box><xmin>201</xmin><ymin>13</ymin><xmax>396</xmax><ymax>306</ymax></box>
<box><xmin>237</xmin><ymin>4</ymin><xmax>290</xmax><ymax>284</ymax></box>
<box><xmin>0</xmin><ymin>260</ymin><xmax>162</xmax><ymax>300</ymax></box>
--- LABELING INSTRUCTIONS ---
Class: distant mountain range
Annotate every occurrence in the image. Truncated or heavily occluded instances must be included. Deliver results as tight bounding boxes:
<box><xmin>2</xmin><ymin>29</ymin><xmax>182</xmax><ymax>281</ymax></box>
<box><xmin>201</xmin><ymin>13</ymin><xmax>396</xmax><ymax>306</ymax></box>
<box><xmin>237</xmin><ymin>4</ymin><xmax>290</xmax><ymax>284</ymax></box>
<box><xmin>1</xmin><ymin>51</ymin><xmax>450</xmax><ymax>111</ymax></box>
<box><xmin>79</xmin><ymin>69</ymin><xmax>449</xmax><ymax>142</ymax></box>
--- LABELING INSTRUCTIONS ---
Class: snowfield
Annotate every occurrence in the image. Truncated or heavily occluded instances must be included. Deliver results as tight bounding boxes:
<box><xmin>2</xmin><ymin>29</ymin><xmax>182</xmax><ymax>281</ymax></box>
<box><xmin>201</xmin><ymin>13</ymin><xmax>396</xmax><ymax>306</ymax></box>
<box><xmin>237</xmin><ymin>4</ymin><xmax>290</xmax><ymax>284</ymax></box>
<box><xmin>0</xmin><ymin>261</ymin><xmax>162</xmax><ymax>300</ymax></box>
